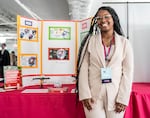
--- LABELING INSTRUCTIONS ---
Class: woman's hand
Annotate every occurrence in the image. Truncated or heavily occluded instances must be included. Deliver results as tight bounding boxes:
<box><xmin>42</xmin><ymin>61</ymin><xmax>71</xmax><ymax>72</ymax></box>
<box><xmin>82</xmin><ymin>98</ymin><xmax>94</xmax><ymax>111</ymax></box>
<box><xmin>115</xmin><ymin>102</ymin><xmax>126</xmax><ymax>113</ymax></box>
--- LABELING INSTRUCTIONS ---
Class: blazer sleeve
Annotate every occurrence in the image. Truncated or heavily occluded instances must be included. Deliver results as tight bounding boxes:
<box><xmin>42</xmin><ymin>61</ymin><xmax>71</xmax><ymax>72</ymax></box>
<box><xmin>116</xmin><ymin>40</ymin><xmax>134</xmax><ymax>105</ymax></box>
<box><xmin>78</xmin><ymin>46</ymin><xmax>92</xmax><ymax>101</ymax></box>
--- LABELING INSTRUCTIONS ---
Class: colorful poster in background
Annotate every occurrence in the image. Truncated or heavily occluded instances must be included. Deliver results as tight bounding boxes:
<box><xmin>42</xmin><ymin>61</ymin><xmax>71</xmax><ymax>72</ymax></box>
<box><xmin>49</xmin><ymin>26</ymin><xmax>71</xmax><ymax>40</ymax></box>
<box><xmin>4</xmin><ymin>66</ymin><xmax>22</xmax><ymax>89</ymax></box>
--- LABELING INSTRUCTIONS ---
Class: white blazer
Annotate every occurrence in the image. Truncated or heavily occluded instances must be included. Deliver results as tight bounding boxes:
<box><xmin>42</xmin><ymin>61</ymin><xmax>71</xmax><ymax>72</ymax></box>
<box><xmin>78</xmin><ymin>32</ymin><xmax>134</xmax><ymax>111</ymax></box>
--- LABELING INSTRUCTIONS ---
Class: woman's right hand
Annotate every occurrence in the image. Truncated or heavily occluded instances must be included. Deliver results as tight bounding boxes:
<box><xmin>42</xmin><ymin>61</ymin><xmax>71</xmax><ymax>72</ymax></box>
<box><xmin>82</xmin><ymin>98</ymin><xmax>94</xmax><ymax>111</ymax></box>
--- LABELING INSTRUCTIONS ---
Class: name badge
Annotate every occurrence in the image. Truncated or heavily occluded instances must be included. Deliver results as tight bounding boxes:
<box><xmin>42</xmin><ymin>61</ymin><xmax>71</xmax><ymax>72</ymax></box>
<box><xmin>101</xmin><ymin>68</ymin><xmax>112</xmax><ymax>83</ymax></box>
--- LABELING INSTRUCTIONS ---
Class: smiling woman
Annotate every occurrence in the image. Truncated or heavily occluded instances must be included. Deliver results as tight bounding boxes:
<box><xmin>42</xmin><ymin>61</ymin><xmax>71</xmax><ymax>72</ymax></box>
<box><xmin>77</xmin><ymin>6</ymin><xmax>134</xmax><ymax>118</ymax></box>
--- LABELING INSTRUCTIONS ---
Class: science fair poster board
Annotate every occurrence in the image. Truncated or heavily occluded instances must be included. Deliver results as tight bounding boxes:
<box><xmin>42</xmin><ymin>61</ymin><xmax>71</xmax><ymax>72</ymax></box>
<box><xmin>17</xmin><ymin>16</ymin><xmax>91</xmax><ymax>77</ymax></box>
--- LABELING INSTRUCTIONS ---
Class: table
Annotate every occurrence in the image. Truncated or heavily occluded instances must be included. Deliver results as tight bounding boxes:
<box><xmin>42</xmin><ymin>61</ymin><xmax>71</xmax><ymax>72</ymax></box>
<box><xmin>0</xmin><ymin>84</ymin><xmax>85</xmax><ymax>118</ymax></box>
<box><xmin>0</xmin><ymin>83</ymin><xmax>150</xmax><ymax>118</ymax></box>
<box><xmin>124</xmin><ymin>83</ymin><xmax>150</xmax><ymax>118</ymax></box>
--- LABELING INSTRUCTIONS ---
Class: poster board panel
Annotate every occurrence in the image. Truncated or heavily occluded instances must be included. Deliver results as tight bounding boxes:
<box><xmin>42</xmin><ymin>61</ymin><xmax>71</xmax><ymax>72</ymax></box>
<box><xmin>17</xmin><ymin>16</ymin><xmax>41</xmax><ymax>76</ymax></box>
<box><xmin>42</xmin><ymin>21</ymin><xmax>77</xmax><ymax>75</ymax></box>
<box><xmin>78</xmin><ymin>18</ymin><xmax>92</xmax><ymax>47</ymax></box>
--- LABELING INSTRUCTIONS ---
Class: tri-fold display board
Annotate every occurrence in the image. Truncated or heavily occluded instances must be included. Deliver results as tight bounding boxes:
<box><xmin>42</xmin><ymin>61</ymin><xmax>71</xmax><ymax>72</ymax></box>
<box><xmin>17</xmin><ymin>16</ymin><xmax>91</xmax><ymax>77</ymax></box>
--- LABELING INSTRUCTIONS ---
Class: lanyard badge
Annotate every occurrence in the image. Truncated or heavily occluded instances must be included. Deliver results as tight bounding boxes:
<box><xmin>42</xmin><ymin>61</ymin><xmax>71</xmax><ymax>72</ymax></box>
<box><xmin>101</xmin><ymin>68</ymin><xmax>112</xmax><ymax>83</ymax></box>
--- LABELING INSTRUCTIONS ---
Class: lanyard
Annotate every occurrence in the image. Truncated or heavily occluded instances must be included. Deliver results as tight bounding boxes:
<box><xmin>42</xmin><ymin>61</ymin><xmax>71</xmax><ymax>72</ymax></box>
<box><xmin>102</xmin><ymin>36</ymin><xmax>114</xmax><ymax>61</ymax></box>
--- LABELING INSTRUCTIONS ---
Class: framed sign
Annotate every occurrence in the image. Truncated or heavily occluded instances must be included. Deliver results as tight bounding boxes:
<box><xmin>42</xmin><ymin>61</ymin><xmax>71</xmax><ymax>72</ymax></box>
<box><xmin>4</xmin><ymin>66</ymin><xmax>22</xmax><ymax>89</ymax></box>
<box><xmin>48</xmin><ymin>48</ymin><xmax>70</xmax><ymax>60</ymax></box>
<box><xmin>49</xmin><ymin>26</ymin><xmax>71</xmax><ymax>40</ymax></box>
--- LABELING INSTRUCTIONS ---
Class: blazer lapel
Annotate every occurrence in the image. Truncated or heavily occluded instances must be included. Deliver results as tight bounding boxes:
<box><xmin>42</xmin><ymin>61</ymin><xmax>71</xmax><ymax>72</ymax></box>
<box><xmin>107</xmin><ymin>32</ymin><xmax>120</xmax><ymax>67</ymax></box>
<box><xmin>95</xmin><ymin>34</ymin><xmax>106</xmax><ymax>67</ymax></box>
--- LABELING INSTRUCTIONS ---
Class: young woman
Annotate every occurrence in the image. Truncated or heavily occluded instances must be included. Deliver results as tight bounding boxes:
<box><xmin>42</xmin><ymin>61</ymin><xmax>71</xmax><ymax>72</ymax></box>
<box><xmin>77</xmin><ymin>6</ymin><xmax>134</xmax><ymax>118</ymax></box>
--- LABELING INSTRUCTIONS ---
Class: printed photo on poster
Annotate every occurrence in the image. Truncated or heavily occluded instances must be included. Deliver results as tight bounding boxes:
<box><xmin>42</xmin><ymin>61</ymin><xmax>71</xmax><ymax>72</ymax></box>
<box><xmin>48</xmin><ymin>48</ymin><xmax>69</xmax><ymax>60</ymax></box>
<box><xmin>19</xmin><ymin>27</ymin><xmax>38</xmax><ymax>41</ymax></box>
<box><xmin>20</xmin><ymin>54</ymin><xmax>37</xmax><ymax>68</ymax></box>
<box><xmin>49</xmin><ymin>26</ymin><xmax>71</xmax><ymax>40</ymax></box>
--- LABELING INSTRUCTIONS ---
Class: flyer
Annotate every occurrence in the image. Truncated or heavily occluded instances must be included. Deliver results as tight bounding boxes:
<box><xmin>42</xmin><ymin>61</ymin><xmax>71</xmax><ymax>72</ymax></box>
<box><xmin>4</xmin><ymin>66</ymin><xmax>22</xmax><ymax>89</ymax></box>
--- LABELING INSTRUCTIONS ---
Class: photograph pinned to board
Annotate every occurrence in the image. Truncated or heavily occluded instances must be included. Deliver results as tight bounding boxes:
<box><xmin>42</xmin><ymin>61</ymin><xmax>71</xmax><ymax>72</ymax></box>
<box><xmin>48</xmin><ymin>48</ymin><xmax>70</xmax><ymax>60</ymax></box>
<box><xmin>49</xmin><ymin>26</ymin><xmax>71</xmax><ymax>40</ymax></box>
<box><xmin>20</xmin><ymin>54</ymin><xmax>38</xmax><ymax>68</ymax></box>
<box><xmin>19</xmin><ymin>27</ymin><xmax>38</xmax><ymax>41</ymax></box>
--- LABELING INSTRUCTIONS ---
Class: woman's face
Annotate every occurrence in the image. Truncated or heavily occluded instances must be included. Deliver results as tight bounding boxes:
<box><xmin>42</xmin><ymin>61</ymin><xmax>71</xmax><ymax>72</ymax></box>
<box><xmin>96</xmin><ymin>10</ymin><xmax>114</xmax><ymax>33</ymax></box>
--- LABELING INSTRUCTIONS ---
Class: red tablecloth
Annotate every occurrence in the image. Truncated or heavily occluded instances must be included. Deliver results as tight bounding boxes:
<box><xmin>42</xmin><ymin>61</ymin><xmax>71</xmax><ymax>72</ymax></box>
<box><xmin>0</xmin><ymin>83</ymin><xmax>150</xmax><ymax>118</ymax></box>
<box><xmin>124</xmin><ymin>83</ymin><xmax>150</xmax><ymax>118</ymax></box>
<box><xmin>0</xmin><ymin>84</ymin><xmax>85</xmax><ymax>118</ymax></box>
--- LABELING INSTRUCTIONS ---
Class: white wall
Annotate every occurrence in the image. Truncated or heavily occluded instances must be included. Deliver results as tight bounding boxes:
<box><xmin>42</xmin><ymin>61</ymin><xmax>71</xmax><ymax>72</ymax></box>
<box><xmin>89</xmin><ymin>1</ymin><xmax>102</xmax><ymax>17</ymax></box>
<box><xmin>128</xmin><ymin>3</ymin><xmax>150</xmax><ymax>82</ymax></box>
<box><xmin>103</xmin><ymin>2</ymin><xmax>150</xmax><ymax>82</ymax></box>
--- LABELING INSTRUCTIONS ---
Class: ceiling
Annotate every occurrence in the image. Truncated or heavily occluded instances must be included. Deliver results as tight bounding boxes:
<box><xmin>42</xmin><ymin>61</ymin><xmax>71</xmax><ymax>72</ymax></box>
<box><xmin>0</xmin><ymin>0</ymin><xmax>69</xmax><ymax>34</ymax></box>
<box><xmin>0</xmin><ymin>0</ymin><xmax>92</xmax><ymax>36</ymax></box>
<box><xmin>0</xmin><ymin>0</ymin><xmax>147</xmax><ymax>37</ymax></box>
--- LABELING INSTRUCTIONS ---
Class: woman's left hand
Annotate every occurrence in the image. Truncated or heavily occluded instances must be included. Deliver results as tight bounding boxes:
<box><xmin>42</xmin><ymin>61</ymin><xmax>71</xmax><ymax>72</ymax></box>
<box><xmin>115</xmin><ymin>102</ymin><xmax>126</xmax><ymax>113</ymax></box>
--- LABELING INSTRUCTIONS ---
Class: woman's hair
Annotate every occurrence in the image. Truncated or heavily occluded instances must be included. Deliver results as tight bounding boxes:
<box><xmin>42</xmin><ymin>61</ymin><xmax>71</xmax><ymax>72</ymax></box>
<box><xmin>78</xmin><ymin>6</ymin><xmax>124</xmax><ymax>69</ymax></box>
<box><xmin>89</xmin><ymin>6</ymin><xmax>124</xmax><ymax>36</ymax></box>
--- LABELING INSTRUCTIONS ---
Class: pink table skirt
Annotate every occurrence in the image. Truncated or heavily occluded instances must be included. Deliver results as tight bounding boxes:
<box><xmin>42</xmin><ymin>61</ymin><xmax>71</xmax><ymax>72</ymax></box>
<box><xmin>0</xmin><ymin>83</ymin><xmax>150</xmax><ymax>118</ymax></box>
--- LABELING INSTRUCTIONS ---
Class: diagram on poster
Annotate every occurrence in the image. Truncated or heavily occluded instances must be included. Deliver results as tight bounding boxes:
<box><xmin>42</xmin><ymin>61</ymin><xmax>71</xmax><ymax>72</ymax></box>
<box><xmin>19</xmin><ymin>27</ymin><xmax>38</xmax><ymax>41</ymax></box>
<box><xmin>20</xmin><ymin>54</ymin><xmax>37</xmax><ymax>68</ymax></box>
<box><xmin>48</xmin><ymin>48</ymin><xmax>69</xmax><ymax>60</ymax></box>
<box><xmin>49</xmin><ymin>26</ymin><xmax>71</xmax><ymax>40</ymax></box>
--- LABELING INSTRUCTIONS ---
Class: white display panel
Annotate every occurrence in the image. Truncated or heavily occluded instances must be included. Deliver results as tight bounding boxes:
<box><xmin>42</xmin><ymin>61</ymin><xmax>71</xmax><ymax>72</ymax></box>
<box><xmin>78</xmin><ymin>18</ymin><xmax>92</xmax><ymax>48</ymax></box>
<box><xmin>128</xmin><ymin>3</ymin><xmax>150</xmax><ymax>82</ymax></box>
<box><xmin>42</xmin><ymin>21</ymin><xmax>77</xmax><ymax>75</ymax></box>
<box><xmin>17</xmin><ymin>16</ymin><xmax>41</xmax><ymax>75</ymax></box>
